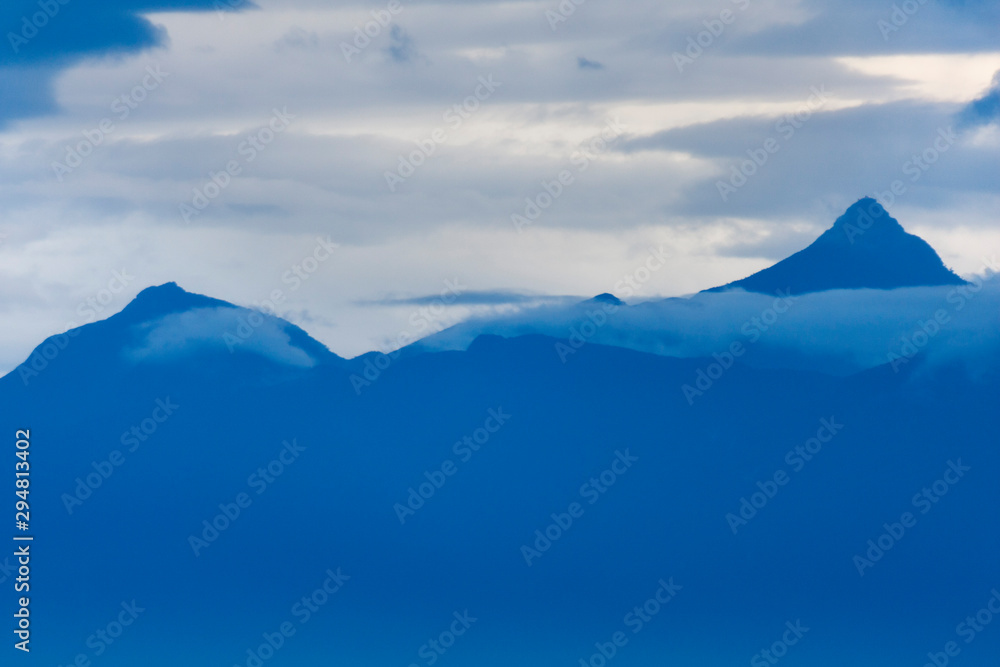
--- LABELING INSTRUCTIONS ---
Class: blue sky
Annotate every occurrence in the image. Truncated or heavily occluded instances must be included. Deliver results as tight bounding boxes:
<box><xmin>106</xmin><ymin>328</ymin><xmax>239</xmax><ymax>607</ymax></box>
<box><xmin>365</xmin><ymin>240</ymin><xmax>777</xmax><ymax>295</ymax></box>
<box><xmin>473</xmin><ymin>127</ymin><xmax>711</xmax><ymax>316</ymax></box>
<box><xmin>0</xmin><ymin>0</ymin><xmax>998</xmax><ymax>371</ymax></box>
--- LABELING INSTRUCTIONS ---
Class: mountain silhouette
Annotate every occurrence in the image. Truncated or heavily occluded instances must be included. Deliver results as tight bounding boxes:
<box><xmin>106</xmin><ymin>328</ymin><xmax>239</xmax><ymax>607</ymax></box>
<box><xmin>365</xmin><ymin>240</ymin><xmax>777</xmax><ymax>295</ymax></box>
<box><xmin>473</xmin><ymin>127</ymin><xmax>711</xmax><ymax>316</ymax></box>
<box><xmin>706</xmin><ymin>197</ymin><xmax>967</xmax><ymax>295</ymax></box>
<box><xmin>0</xmin><ymin>211</ymin><xmax>998</xmax><ymax>665</ymax></box>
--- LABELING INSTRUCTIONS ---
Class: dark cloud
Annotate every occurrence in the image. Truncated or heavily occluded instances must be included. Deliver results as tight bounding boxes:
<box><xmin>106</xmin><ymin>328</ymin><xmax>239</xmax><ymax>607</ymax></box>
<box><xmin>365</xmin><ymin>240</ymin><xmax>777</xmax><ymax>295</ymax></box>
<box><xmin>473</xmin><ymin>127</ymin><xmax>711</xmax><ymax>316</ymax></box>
<box><xmin>386</xmin><ymin>25</ymin><xmax>418</xmax><ymax>64</ymax></box>
<box><xmin>0</xmin><ymin>0</ymin><xmax>255</xmax><ymax>124</ymax></box>
<box><xmin>577</xmin><ymin>56</ymin><xmax>604</xmax><ymax>70</ymax></box>
<box><xmin>620</xmin><ymin>100</ymin><xmax>1000</xmax><ymax>220</ymax></box>
<box><xmin>958</xmin><ymin>70</ymin><xmax>1000</xmax><ymax>128</ymax></box>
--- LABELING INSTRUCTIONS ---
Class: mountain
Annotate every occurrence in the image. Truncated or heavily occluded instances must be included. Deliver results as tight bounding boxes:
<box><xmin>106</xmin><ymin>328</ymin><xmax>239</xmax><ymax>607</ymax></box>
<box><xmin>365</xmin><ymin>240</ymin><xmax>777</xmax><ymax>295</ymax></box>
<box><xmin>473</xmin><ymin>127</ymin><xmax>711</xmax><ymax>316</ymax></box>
<box><xmin>705</xmin><ymin>197</ymin><xmax>968</xmax><ymax>295</ymax></box>
<box><xmin>1</xmin><ymin>241</ymin><xmax>998</xmax><ymax>664</ymax></box>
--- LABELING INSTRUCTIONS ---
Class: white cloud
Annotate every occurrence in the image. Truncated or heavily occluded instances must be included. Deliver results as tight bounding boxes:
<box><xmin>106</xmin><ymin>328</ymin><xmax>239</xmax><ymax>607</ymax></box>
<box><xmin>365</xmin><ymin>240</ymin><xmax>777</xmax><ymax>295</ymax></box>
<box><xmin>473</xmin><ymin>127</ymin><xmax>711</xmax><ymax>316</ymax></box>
<box><xmin>126</xmin><ymin>306</ymin><xmax>316</xmax><ymax>367</ymax></box>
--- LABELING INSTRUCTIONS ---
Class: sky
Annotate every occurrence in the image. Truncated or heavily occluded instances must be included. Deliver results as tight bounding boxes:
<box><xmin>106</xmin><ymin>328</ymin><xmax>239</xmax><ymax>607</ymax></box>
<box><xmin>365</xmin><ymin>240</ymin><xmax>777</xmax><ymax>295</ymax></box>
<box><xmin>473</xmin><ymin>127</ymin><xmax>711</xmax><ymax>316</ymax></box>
<box><xmin>0</xmin><ymin>0</ymin><xmax>998</xmax><ymax>372</ymax></box>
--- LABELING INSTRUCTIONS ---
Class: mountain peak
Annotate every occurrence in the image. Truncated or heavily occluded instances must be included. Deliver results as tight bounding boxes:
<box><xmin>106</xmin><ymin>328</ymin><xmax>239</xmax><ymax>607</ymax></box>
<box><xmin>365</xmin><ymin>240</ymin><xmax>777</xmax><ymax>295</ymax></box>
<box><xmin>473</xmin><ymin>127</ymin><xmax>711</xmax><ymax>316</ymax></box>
<box><xmin>706</xmin><ymin>198</ymin><xmax>967</xmax><ymax>295</ymax></box>
<box><xmin>118</xmin><ymin>282</ymin><xmax>236</xmax><ymax>325</ymax></box>
<box><xmin>586</xmin><ymin>293</ymin><xmax>625</xmax><ymax>307</ymax></box>
<box><xmin>822</xmin><ymin>197</ymin><xmax>905</xmax><ymax>245</ymax></box>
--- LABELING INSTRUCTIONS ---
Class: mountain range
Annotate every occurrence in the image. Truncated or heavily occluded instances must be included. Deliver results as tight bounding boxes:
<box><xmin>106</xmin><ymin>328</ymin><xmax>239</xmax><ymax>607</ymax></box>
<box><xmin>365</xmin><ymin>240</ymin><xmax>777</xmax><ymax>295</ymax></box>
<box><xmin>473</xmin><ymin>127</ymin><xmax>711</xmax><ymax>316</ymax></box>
<box><xmin>2</xmin><ymin>198</ymin><xmax>997</xmax><ymax>666</ymax></box>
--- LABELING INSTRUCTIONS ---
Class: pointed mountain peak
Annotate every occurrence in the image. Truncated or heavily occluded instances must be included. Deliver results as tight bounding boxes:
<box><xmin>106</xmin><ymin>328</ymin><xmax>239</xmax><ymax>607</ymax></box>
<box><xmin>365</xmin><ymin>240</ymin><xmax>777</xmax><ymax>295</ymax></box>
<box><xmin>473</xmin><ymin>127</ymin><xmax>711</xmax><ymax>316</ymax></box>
<box><xmin>118</xmin><ymin>282</ymin><xmax>236</xmax><ymax>325</ymax></box>
<box><xmin>706</xmin><ymin>198</ymin><xmax>967</xmax><ymax>296</ymax></box>
<box><xmin>821</xmin><ymin>197</ymin><xmax>905</xmax><ymax>245</ymax></box>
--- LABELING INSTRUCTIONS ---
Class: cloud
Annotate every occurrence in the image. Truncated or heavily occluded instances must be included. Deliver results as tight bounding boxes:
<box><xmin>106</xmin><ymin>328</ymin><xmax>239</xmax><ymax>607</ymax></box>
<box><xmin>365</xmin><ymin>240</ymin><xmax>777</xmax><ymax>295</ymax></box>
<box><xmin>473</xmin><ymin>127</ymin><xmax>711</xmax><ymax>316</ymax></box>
<box><xmin>357</xmin><ymin>290</ymin><xmax>578</xmax><ymax>307</ymax></box>
<box><xmin>618</xmin><ymin>99</ymin><xmax>1000</xmax><ymax>219</ymax></box>
<box><xmin>409</xmin><ymin>272</ymin><xmax>1000</xmax><ymax>377</ymax></box>
<box><xmin>126</xmin><ymin>306</ymin><xmax>316</xmax><ymax>367</ymax></box>
<box><xmin>386</xmin><ymin>25</ymin><xmax>419</xmax><ymax>64</ymax></box>
<box><xmin>958</xmin><ymin>70</ymin><xmax>1000</xmax><ymax>128</ymax></box>
<box><xmin>576</xmin><ymin>57</ymin><xmax>604</xmax><ymax>70</ymax></box>
<box><xmin>273</xmin><ymin>26</ymin><xmax>320</xmax><ymax>53</ymax></box>
<box><xmin>0</xmin><ymin>0</ymin><xmax>256</xmax><ymax>124</ymax></box>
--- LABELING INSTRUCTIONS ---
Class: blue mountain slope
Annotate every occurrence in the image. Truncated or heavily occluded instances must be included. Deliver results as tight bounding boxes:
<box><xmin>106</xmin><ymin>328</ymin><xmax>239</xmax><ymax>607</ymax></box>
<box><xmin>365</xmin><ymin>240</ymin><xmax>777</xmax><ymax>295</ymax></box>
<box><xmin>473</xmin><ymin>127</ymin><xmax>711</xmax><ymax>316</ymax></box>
<box><xmin>0</xmin><ymin>281</ymin><xmax>997</xmax><ymax>666</ymax></box>
<box><xmin>705</xmin><ymin>197</ymin><xmax>967</xmax><ymax>295</ymax></box>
